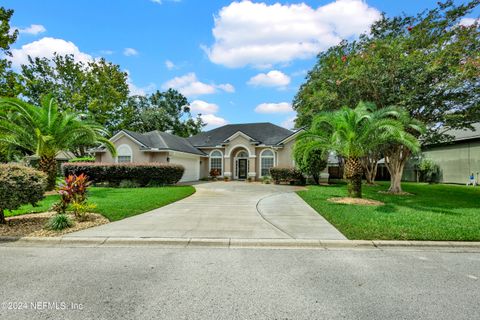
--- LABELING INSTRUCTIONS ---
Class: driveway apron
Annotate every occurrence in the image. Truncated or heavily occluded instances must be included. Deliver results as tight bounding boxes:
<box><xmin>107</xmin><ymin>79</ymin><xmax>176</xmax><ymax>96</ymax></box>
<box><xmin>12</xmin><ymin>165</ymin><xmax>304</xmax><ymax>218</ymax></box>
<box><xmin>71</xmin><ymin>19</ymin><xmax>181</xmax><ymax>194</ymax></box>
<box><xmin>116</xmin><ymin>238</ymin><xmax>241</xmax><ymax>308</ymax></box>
<box><xmin>65</xmin><ymin>181</ymin><xmax>346</xmax><ymax>239</ymax></box>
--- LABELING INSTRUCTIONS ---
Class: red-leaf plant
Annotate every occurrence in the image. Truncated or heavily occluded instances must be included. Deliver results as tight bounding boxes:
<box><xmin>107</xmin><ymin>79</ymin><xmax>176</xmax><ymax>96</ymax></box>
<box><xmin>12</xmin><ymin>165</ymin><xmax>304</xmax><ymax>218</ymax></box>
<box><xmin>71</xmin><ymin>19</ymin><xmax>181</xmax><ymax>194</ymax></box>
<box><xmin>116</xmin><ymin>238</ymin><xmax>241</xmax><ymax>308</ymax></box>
<box><xmin>53</xmin><ymin>174</ymin><xmax>92</xmax><ymax>214</ymax></box>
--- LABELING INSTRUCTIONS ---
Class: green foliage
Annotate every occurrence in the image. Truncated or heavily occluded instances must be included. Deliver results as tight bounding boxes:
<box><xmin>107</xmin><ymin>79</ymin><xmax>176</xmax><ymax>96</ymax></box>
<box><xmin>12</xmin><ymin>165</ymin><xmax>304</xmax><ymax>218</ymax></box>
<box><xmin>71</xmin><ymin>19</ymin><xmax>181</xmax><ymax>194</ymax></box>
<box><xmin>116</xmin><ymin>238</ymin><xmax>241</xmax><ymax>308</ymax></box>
<box><xmin>45</xmin><ymin>214</ymin><xmax>74</xmax><ymax>231</ymax></box>
<box><xmin>0</xmin><ymin>96</ymin><xmax>116</xmax><ymax>189</ymax></box>
<box><xmin>121</xmin><ymin>89</ymin><xmax>205</xmax><ymax>137</ymax></box>
<box><xmin>298</xmin><ymin>182</ymin><xmax>480</xmax><ymax>241</ymax></box>
<box><xmin>68</xmin><ymin>156</ymin><xmax>95</xmax><ymax>163</ymax></box>
<box><xmin>20</xmin><ymin>54</ymin><xmax>129</xmax><ymax>133</ymax></box>
<box><xmin>62</xmin><ymin>162</ymin><xmax>185</xmax><ymax>186</ymax></box>
<box><xmin>261</xmin><ymin>176</ymin><xmax>272</xmax><ymax>184</ymax></box>
<box><xmin>0</xmin><ymin>164</ymin><xmax>46</xmax><ymax>224</ymax></box>
<box><xmin>70</xmin><ymin>202</ymin><xmax>97</xmax><ymax>222</ymax></box>
<box><xmin>0</xmin><ymin>6</ymin><xmax>21</xmax><ymax>97</ymax></box>
<box><xmin>7</xmin><ymin>186</ymin><xmax>196</xmax><ymax>222</ymax></box>
<box><xmin>418</xmin><ymin>158</ymin><xmax>441</xmax><ymax>183</ymax></box>
<box><xmin>301</xmin><ymin>102</ymin><xmax>422</xmax><ymax>159</ymax></box>
<box><xmin>52</xmin><ymin>174</ymin><xmax>92</xmax><ymax>214</ymax></box>
<box><xmin>269</xmin><ymin>167</ymin><xmax>305</xmax><ymax>185</ymax></box>
<box><xmin>293</xmin><ymin>139</ymin><xmax>327</xmax><ymax>184</ymax></box>
<box><xmin>300</xmin><ymin>102</ymin><xmax>423</xmax><ymax>197</ymax></box>
<box><xmin>294</xmin><ymin>0</ymin><xmax>480</xmax><ymax>144</ymax></box>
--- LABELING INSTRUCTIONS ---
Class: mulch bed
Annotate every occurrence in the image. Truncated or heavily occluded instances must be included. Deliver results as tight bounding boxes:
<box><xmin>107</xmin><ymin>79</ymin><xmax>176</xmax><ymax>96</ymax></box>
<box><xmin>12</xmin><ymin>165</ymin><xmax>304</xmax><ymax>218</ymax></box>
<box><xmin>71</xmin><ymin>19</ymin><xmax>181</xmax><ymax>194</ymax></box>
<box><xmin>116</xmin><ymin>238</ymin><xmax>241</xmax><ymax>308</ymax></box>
<box><xmin>327</xmin><ymin>197</ymin><xmax>384</xmax><ymax>206</ymax></box>
<box><xmin>0</xmin><ymin>212</ymin><xmax>109</xmax><ymax>237</ymax></box>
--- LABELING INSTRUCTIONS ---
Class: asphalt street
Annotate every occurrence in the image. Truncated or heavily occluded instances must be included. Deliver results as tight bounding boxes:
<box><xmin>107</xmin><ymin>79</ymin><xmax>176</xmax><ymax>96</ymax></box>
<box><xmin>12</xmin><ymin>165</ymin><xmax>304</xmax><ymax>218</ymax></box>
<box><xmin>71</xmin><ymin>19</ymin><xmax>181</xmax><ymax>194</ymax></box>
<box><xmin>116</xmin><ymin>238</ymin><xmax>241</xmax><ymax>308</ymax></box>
<box><xmin>1</xmin><ymin>246</ymin><xmax>479</xmax><ymax>320</ymax></box>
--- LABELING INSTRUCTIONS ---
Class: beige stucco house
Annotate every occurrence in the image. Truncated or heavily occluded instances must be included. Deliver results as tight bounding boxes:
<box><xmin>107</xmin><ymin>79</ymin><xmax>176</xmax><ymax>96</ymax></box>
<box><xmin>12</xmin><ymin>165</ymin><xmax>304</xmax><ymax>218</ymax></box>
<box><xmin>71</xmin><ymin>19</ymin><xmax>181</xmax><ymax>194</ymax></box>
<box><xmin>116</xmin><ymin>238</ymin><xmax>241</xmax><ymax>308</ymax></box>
<box><xmin>94</xmin><ymin>122</ymin><xmax>301</xmax><ymax>182</ymax></box>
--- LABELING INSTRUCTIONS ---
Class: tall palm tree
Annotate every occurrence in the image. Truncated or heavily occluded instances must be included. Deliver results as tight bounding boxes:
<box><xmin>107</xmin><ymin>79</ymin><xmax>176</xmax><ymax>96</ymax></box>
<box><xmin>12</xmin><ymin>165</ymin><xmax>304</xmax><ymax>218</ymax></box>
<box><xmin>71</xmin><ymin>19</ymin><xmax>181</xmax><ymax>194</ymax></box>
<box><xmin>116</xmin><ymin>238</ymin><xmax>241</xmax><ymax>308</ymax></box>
<box><xmin>299</xmin><ymin>102</ymin><xmax>421</xmax><ymax>198</ymax></box>
<box><xmin>0</xmin><ymin>96</ymin><xmax>116</xmax><ymax>190</ymax></box>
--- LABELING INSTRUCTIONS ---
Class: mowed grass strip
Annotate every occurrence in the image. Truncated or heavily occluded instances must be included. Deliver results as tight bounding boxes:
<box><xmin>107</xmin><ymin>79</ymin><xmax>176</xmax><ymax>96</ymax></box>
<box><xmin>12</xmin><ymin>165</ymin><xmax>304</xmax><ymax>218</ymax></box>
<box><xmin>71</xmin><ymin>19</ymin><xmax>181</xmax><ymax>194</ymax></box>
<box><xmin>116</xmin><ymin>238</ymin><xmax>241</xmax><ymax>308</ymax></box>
<box><xmin>6</xmin><ymin>186</ymin><xmax>196</xmax><ymax>221</ymax></box>
<box><xmin>297</xmin><ymin>182</ymin><xmax>480</xmax><ymax>241</ymax></box>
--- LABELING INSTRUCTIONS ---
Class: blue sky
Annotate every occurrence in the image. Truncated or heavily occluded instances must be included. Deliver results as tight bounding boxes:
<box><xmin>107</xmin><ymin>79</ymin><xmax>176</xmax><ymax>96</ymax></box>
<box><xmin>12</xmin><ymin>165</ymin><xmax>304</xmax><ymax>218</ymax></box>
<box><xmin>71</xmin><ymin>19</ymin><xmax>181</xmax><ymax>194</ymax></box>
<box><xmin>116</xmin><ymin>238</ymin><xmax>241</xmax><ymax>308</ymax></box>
<box><xmin>4</xmin><ymin>0</ymin><xmax>479</xmax><ymax>130</ymax></box>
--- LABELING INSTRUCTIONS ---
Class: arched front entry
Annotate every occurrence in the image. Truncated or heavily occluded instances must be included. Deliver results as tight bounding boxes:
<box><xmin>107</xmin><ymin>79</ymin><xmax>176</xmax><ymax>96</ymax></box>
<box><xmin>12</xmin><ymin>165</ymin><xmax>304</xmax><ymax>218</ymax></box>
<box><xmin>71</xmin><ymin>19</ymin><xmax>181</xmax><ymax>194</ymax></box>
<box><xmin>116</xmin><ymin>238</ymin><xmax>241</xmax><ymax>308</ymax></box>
<box><xmin>231</xmin><ymin>147</ymin><xmax>250</xmax><ymax>180</ymax></box>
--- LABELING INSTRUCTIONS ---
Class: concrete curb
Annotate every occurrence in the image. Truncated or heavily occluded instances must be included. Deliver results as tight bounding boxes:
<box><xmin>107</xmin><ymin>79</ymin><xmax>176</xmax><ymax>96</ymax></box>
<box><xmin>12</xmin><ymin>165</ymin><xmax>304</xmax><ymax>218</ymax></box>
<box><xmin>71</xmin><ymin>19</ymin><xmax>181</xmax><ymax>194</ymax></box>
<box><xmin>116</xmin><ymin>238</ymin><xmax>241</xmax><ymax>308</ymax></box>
<box><xmin>1</xmin><ymin>236</ymin><xmax>480</xmax><ymax>250</ymax></box>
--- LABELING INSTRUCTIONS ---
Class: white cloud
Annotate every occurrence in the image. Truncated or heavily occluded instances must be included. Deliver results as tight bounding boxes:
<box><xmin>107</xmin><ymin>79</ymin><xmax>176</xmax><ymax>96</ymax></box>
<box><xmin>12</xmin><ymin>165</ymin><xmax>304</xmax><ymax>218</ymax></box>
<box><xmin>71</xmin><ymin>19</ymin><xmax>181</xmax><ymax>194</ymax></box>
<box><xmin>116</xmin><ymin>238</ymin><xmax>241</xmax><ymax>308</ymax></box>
<box><xmin>281</xmin><ymin>116</ymin><xmax>297</xmax><ymax>130</ymax></box>
<box><xmin>123</xmin><ymin>48</ymin><xmax>139</xmax><ymax>56</ymax></box>
<box><xmin>459</xmin><ymin>18</ymin><xmax>479</xmax><ymax>26</ymax></box>
<box><xmin>204</xmin><ymin>0</ymin><xmax>380</xmax><ymax>68</ymax></box>
<box><xmin>200</xmin><ymin>114</ymin><xmax>228</xmax><ymax>127</ymax></box>
<box><xmin>190</xmin><ymin>100</ymin><xmax>219</xmax><ymax>114</ymax></box>
<box><xmin>162</xmin><ymin>73</ymin><xmax>234</xmax><ymax>96</ymax></box>
<box><xmin>248</xmin><ymin>70</ymin><xmax>291</xmax><ymax>87</ymax></box>
<box><xmin>10</xmin><ymin>37</ymin><xmax>92</xmax><ymax>68</ymax></box>
<box><xmin>15</xmin><ymin>24</ymin><xmax>46</xmax><ymax>35</ymax></box>
<box><xmin>255</xmin><ymin>102</ymin><xmax>293</xmax><ymax>114</ymax></box>
<box><xmin>165</xmin><ymin>59</ymin><xmax>175</xmax><ymax>70</ymax></box>
<box><xmin>216</xmin><ymin>83</ymin><xmax>235</xmax><ymax>93</ymax></box>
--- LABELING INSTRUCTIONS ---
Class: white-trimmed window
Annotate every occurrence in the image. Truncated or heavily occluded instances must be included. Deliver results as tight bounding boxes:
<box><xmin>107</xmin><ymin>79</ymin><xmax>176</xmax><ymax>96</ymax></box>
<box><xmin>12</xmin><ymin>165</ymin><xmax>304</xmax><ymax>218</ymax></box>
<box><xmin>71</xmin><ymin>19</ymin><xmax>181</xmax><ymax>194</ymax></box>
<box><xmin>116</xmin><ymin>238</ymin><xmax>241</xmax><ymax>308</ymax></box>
<box><xmin>236</xmin><ymin>150</ymin><xmax>248</xmax><ymax>158</ymax></box>
<box><xmin>260</xmin><ymin>149</ymin><xmax>275</xmax><ymax>177</ymax></box>
<box><xmin>209</xmin><ymin>150</ymin><xmax>223</xmax><ymax>175</ymax></box>
<box><xmin>117</xmin><ymin>144</ymin><xmax>133</xmax><ymax>163</ymax></box>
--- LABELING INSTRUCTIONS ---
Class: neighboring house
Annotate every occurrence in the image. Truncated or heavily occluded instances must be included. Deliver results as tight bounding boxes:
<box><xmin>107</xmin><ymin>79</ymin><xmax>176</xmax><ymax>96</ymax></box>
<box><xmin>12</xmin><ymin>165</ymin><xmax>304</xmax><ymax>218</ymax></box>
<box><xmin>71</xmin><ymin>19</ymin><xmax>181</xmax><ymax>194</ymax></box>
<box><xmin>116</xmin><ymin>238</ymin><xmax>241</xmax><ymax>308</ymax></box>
<box><xmin>325</xmin><ymin>124</ymin><xmax>480</xmax><ymax>185</ymax></box>
<box><xmin>94</xmin><ymin>122</ymin><xmax>301</xmax><ymax>182</ymax></box>
<box><xmin>413</xmin><ymin>123</ymin><xmax>480</xmax><ymax>184</ymax></box>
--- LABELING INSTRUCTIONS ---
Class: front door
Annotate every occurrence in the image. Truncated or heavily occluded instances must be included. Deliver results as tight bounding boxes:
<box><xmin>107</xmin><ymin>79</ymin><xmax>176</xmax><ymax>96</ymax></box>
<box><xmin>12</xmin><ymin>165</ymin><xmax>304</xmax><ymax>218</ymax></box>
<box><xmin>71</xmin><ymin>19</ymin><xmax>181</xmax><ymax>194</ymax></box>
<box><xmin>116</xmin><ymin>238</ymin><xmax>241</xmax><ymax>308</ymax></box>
<box><xmin>238</xmin><ymin>159</ymin><xmax>247</xmax><ymax>179</ymax></box>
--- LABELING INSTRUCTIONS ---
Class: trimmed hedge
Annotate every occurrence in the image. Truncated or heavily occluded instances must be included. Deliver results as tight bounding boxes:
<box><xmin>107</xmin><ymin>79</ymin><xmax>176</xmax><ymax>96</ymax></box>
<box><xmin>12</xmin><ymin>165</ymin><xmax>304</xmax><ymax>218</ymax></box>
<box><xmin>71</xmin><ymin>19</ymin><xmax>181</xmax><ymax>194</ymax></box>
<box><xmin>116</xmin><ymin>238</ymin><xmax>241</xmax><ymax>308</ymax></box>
<box><xmin>0</xmin><ymin>164</ymin><xmax>46</xmax><ymax>223</ymax></box>
<box><xmin>62</xmin><ymin>162</ymin><xmax>185</xmax><ymax>186</ymax></box>
<box><xmin>270</xmin><ymin>167</ymin><xmax>306</xmax><ymax>185</ymax></box>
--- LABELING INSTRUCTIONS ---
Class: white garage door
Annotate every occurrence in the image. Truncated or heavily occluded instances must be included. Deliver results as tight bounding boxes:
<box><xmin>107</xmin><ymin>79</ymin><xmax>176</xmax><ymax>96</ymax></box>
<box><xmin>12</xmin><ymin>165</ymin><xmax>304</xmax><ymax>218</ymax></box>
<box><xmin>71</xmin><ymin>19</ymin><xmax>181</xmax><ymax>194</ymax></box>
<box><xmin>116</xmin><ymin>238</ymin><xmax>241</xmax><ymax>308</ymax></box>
<box><xmin>169</xmin><ymin>154</ymin><xmax>200</xmax><ymax>182</ymax></box>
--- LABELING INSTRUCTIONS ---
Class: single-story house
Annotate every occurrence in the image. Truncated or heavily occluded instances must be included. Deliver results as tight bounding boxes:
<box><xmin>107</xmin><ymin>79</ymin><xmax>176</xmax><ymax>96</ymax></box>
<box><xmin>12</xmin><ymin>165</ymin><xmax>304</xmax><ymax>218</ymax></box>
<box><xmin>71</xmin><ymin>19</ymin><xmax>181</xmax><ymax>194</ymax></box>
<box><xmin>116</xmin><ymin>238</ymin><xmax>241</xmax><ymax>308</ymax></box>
<box><xmin>412</xmin><ymin>123</ymin><xmax>480</xmax><ymax>184</ymax></box>
<box><xmin>94</xmin><ymin>122</ymin><xmax>301</xmax><ymax>182</ymax></box>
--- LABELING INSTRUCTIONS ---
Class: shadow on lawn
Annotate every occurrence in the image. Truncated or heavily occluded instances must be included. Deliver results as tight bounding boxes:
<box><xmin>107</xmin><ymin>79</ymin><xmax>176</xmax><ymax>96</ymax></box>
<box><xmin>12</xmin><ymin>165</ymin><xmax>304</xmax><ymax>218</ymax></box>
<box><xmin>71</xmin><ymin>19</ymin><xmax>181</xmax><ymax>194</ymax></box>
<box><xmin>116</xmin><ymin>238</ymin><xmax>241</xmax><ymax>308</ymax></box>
<box><xmin>325</xmin><ymin>182</ymin><xmax>480</xmax><ymax>216</ymax></box>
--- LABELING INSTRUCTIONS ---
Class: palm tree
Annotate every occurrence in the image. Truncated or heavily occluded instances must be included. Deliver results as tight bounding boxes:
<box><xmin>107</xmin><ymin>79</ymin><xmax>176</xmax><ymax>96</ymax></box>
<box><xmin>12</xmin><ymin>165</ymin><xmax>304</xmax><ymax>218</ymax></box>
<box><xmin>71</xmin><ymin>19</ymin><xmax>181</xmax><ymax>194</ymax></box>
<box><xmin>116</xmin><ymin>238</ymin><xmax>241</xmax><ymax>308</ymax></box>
<box><xmin>299</xmin><ymin>102</ymin><xmax>421</xmax><ymax>198</ymax></box>
<box><xmin>0</xmin><ymin>96</ymin><xmax>116</xmax><ymax>190</ymax></box>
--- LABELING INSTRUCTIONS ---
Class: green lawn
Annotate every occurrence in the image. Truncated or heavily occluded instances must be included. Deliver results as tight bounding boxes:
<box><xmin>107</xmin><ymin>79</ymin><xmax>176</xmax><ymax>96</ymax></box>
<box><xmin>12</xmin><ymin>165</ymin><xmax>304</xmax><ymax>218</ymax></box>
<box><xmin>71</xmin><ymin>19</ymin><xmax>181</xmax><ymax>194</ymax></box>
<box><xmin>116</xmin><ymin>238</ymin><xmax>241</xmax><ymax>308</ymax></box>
<box><xmin>297</xmin><ymin>182</ymin><xmax>480</xmax><ymax>241</ymax></box>
<box><xmin>6</xmin><ymin>186</ymin><xmax>196</xmax><ymax>221</ymax></box>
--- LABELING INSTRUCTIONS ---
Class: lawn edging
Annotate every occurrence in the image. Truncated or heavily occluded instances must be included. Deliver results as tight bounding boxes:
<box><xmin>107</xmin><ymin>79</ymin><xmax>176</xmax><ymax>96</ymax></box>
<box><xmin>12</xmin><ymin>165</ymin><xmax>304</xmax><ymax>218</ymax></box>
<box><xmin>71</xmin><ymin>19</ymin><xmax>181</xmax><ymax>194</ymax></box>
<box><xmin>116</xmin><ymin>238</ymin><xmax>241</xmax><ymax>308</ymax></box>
<box><xmin>1</xmin><ymin>236</ymin><xmax>480</xmax><ymax>250</ymax></box>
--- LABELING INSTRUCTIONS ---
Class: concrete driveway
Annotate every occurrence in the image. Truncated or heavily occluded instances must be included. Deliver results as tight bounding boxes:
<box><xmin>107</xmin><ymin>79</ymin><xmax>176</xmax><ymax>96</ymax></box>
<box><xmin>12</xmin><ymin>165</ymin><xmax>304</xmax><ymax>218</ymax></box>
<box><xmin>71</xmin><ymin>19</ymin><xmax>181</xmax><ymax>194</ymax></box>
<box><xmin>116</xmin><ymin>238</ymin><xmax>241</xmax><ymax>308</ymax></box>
<box><xmin>66</xmin><ymin>181</ymin><xmax>345</xmax><ymax>240</ymax></box>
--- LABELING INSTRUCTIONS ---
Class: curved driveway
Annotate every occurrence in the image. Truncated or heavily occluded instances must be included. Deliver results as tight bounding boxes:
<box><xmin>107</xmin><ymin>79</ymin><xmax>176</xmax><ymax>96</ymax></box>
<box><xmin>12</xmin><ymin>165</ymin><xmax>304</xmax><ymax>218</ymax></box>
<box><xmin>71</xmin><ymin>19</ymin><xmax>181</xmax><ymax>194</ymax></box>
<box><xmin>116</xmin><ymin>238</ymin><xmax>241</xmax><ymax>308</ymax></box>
<box><xmin>66</xmin><ymin>181</ymin><xmax>345</xmax><ymax>240</ymax></box>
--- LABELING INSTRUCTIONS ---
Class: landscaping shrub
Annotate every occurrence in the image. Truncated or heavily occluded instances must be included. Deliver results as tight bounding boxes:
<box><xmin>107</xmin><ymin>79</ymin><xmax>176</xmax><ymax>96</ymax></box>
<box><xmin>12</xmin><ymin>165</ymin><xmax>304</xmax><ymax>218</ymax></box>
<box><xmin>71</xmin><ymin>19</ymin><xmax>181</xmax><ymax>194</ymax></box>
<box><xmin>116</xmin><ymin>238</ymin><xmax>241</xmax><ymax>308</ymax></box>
<box><xmin>270</xmin><ymin>167</ymin><xmax>306</xmax><ymax>185</ymax></box>
<box><xmin>45</xmin><ymin>214</ymin><xmax>74</xmax><ymax>230</ymax></box>
<box><xmin>209</xmin><ymin>168</ymin><xmax>220</xmax><ymax>180</ymax></box>
<box><xmin>53</xmin><ymin>174</ymin><xmax>92</xmax><ymax>214</ymax></box>
<box><xmin>0</xmin><ymin>164</ymin><xmax>46</xmax><ymax>224</ymax></box>
<box><xmin>68</xmin><ymin>156</ymin><xmax>95</xmax><ymax>163</ymax></box>
<box><xmin>62</xmin><ymin>162</ymin><xmax>184</xmax><ymax>186</ymax></box>
<box><xmin>418</xmin><ymin>158</ymin><xmax>441</xmax><ymax>184</ymax></box>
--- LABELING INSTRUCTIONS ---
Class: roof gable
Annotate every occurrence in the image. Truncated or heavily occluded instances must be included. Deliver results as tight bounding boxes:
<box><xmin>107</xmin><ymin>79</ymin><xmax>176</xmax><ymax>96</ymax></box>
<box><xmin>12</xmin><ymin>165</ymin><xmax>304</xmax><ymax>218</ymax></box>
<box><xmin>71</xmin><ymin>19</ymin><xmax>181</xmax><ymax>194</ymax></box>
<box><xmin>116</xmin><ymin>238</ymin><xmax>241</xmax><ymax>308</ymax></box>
<box><xmin>188</xmin><ymin>122</ymin><xmax>294</xmax><ymax>147</ymax></box>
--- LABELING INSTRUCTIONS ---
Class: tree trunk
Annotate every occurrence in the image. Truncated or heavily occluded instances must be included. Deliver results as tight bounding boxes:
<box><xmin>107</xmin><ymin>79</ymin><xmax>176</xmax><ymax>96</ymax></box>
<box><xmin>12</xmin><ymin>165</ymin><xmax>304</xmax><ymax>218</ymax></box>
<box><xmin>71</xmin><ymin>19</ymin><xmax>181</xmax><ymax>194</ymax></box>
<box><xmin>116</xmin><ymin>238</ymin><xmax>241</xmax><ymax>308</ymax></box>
<box><xmin>384</xmin><ymin>145</ymin><xmax>410</xmax><ymax>194</ymax></box>
<box><xmin>345</xmin><ymin>157</ymin><xmax>363</xmax><ymax>198</ymax></box>
<box><xmin>0</xmin><ymin>208</ymin><xmax>5</xmax><ymax>224</ymax></box>
<box><xmin>313</xmin><ymin>173</ymin><xmax>320</xmax><ymax>185</ymax></box>
<box><xmin>39</xmin><ymin>155</ymin><xmax>57</xmax><ymax>191</ymax></box>
<box><xmin>361</xmin><ymin>153</ymin><xmax>380</xmax><ymax>185</ymax></box>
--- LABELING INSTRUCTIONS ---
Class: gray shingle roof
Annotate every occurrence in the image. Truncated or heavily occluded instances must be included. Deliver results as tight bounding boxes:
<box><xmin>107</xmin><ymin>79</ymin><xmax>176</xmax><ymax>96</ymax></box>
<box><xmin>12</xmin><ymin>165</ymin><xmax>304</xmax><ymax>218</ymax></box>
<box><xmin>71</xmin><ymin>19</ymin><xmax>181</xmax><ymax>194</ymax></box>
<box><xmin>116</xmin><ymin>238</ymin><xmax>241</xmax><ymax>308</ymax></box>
<box><xmin>123</xmin><ymin>130</ymin><xmax>206</xmax><ymax>155</ymax></box>
<box><xmin>444</xmin><ymin>123</ymin><xmax>480</xmax><ymax>142</ymax></box>
<box><xmin>187</xmin><ymin>122</ymin><xmax>294</xmax><ymax>147</ymax></box>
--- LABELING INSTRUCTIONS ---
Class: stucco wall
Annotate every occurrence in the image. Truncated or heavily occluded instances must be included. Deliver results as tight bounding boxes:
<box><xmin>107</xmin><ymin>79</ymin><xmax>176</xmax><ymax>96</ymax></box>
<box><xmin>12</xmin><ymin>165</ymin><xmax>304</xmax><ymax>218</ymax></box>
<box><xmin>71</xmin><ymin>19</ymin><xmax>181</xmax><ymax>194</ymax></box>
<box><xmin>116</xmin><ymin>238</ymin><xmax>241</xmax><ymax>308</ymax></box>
<box><xmin>277</xmin><ymin>139</ymin><xmax>296</xmax><ymax>167</ymax></box>
<box><xmin>95</xmin><ymin>136</ymin><xmax>150</xmax><ymax>163</ymax></box>
<box><xmin>225</xmin><ymin>135</ymin><xmax>255</xmax><ymax>157</ymax></box>
<box><xmin>421</xmin><ymin>141</ymin><xmax>480</xmax><ymax>184</ymax></box>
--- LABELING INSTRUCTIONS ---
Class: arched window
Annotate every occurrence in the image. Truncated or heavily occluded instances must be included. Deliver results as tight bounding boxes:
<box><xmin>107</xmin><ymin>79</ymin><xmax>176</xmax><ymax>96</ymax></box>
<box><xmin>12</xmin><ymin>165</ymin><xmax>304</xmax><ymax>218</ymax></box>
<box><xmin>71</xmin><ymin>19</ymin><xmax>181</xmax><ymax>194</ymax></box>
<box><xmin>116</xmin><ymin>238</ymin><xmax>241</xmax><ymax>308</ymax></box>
<box><xmin>209</xmin><ymin>150</ymin><xmax>223</xmax><ymax>175</ymax></box>
<box><xmin>236</xmin><ymin>150</ymin><xmax>248</xmax><ymax>158</ymax></box>
<box><xmin>117</xmin><ymin>144</ymin><xmax>133</xmax><ymax>163</ymax></box>
<box><xmin>260</xmin><ymin>149</ymin><xmax>275</xmax><ymax>177</ymax></box>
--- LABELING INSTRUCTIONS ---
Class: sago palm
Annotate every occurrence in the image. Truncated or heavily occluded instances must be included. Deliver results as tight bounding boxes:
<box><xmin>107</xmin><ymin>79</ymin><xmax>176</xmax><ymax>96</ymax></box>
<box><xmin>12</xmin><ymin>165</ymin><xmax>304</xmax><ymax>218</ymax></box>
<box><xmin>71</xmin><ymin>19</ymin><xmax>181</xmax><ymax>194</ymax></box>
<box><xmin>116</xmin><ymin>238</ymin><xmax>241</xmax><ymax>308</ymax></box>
<box><xmin>0</xmin><ymin>96</ymin><xmax>116</xmax><ymax>190</ymax></box>
<box><xmin>299</xmin><ymin>102</ymin><xmax>420</xmax><ymax>198</ymax></box>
